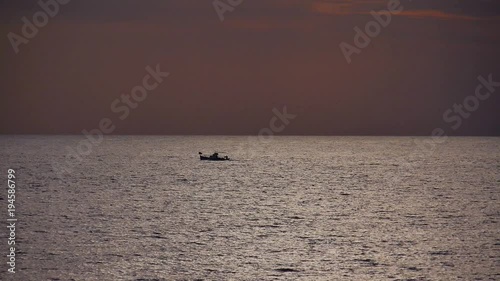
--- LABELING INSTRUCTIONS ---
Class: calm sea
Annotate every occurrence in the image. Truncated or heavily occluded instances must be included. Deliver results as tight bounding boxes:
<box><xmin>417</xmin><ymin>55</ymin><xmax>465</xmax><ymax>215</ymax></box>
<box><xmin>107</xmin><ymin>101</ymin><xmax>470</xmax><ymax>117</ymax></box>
<box><xmin>0</xmin><ymin>136</ymin><xmax>499</xmax><ymax>280</ymax></box>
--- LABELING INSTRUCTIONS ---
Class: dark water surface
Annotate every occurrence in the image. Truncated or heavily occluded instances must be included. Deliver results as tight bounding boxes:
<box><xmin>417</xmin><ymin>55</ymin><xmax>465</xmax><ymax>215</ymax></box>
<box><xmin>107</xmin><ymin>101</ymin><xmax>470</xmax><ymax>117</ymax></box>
<box><xmin>0</xmin><ymin>136</ymin><xmax>499</xmax><ymax>280</ymax></box>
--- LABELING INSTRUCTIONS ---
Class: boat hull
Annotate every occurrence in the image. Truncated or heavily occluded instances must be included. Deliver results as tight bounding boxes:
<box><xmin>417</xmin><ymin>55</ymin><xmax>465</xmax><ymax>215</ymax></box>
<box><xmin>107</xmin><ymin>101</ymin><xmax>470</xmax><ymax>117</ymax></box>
<box><xmin>200</xmin><ymin>156</ymin><xmax>229</xmax><ymax>161</ymax></box>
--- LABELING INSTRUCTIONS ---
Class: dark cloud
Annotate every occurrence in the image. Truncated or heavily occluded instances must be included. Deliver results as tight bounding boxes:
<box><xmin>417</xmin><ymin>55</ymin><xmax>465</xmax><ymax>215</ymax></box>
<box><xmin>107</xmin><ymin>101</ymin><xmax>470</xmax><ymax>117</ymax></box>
<box><xmin>311</xmin><ymin>0</ymin><xmax>500</xmax><ymax>20</ymax></box>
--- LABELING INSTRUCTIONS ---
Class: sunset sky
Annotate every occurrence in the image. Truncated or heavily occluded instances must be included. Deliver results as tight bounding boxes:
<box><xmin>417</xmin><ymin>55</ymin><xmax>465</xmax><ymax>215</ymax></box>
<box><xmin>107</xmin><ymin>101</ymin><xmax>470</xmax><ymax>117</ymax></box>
<box><xmin>1</xmin><ymin>0</ymin><xmax>499</xmax><ymax>135</ymax></box>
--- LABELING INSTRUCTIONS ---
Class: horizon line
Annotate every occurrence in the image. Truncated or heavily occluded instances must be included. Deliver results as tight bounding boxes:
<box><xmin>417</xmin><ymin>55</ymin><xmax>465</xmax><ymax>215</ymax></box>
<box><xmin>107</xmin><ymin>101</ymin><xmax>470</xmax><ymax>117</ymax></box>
<box><xmin>1</xmin><ymin>134</ymin><xmax>499</xmax><ymax>137</ymax></box>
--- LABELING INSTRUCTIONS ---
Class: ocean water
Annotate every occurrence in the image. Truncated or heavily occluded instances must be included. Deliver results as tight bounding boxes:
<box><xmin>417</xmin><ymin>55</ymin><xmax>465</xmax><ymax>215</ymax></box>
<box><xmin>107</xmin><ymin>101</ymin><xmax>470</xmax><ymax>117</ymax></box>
<box><xmin>0</xmin><ymin>136</ymin><xmax>499</xmax><ymax>280</ymax></box>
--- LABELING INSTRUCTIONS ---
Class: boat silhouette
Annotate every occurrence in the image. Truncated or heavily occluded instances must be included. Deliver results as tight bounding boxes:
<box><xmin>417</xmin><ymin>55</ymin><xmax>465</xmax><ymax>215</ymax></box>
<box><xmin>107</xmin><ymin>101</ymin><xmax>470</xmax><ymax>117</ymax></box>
<box><xmin>199</xmin><ymin>152</ymin><xmax>230</xmax><ymax>161</ymax></box>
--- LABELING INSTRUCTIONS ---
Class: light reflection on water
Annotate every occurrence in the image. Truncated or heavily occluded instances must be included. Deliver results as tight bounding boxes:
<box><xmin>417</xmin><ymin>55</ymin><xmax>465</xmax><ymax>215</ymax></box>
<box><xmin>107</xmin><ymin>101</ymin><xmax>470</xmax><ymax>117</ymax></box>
<box><xmin>0</xmin><ymin>136</ymin><xmax>498</xmax><ymax>280</ymax></box>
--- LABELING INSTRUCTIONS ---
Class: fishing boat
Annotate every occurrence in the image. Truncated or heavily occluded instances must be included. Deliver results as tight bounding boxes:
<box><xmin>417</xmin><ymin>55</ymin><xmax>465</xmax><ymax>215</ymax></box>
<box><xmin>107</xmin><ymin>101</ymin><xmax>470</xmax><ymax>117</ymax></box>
<box><xmin>199</xmin><ymin>152</ymin><xmax>230</xmax><ymax>161</ymax></box>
